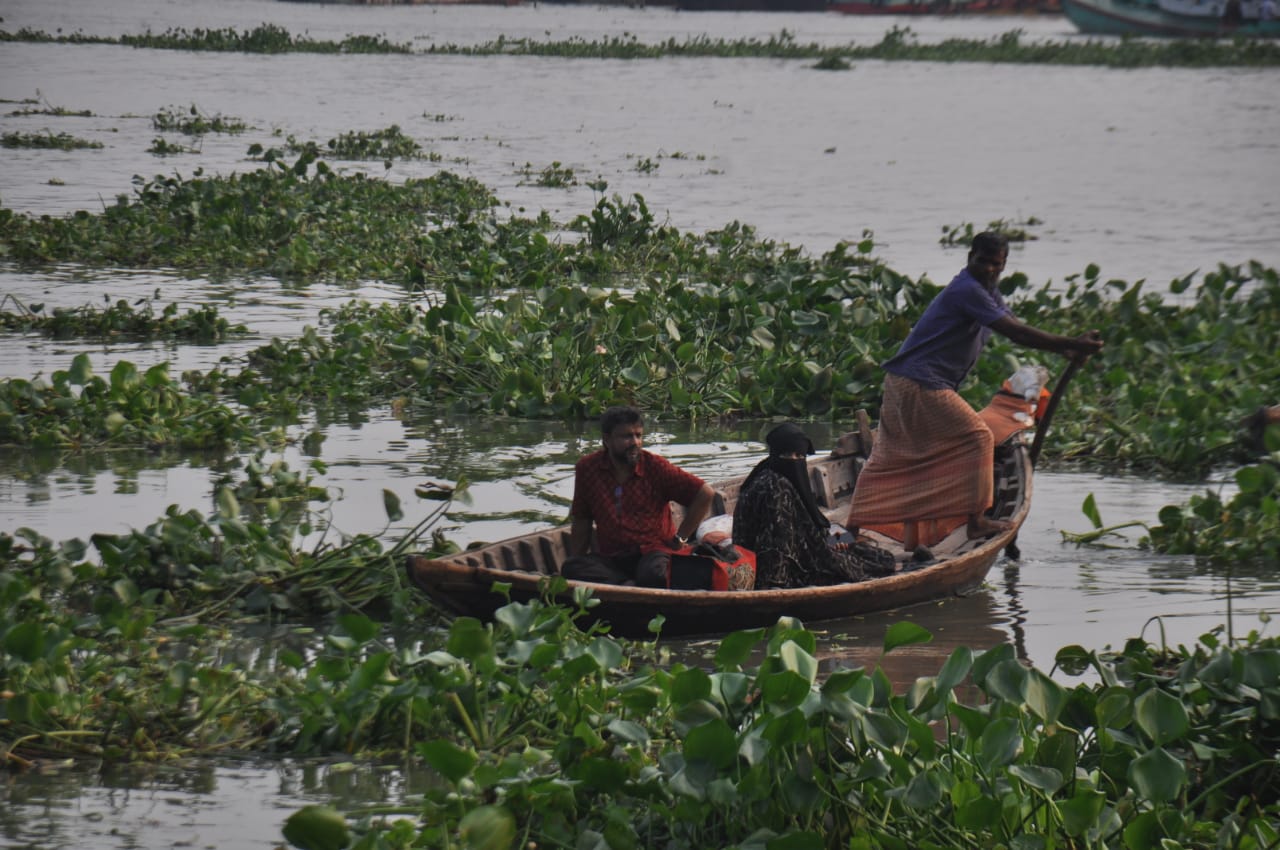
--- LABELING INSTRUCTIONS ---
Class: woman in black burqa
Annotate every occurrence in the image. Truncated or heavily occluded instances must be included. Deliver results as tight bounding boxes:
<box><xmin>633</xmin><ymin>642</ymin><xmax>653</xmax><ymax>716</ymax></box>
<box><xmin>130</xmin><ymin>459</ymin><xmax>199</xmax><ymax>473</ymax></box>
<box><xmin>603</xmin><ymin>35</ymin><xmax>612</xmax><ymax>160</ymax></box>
<box><xmin>733</xmin><ymin>423</ymin><xmax>896</xmax><ymax>589</ymax></box>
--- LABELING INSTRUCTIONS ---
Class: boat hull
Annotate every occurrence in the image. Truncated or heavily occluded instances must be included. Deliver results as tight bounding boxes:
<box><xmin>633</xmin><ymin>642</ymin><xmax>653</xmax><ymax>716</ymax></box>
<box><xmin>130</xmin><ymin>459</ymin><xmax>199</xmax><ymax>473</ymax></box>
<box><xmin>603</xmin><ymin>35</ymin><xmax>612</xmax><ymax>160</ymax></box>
<box><xmin>1060</xmin><ymin>0</ymin><xmax>1280</xmax><ymax>34</ymax></box>
<box><xmin>407</xmin><ymin>441</ymin><xmax>1030</xmax><ymax>638</ymax></box>
<box><xmin>827</xmin><ymin>0</ymin><xmax>1059</xmax><ymax>13</ymax></box>
<box><xmin>679</xmin><ymin>0</ymin><xmax>828</xmax><ymax>10</ymax></box>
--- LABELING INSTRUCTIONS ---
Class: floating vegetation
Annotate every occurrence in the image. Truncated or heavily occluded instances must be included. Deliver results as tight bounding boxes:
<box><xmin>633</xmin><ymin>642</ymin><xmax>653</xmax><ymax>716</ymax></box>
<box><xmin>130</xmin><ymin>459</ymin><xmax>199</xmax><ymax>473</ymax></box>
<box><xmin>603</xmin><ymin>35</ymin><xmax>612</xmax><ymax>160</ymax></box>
<box><xmin>0</xmin><ymin>64</ymin><xmax>1274</xmax><ymax>847</ymax></box>
<box><xmin>146</xmin><ymin>136</ymin><xmax>197</xmax><ymax>155</ymax></box>
<box><xmin>1066</xmin><ymin>451</ymin><xmax>1280</xmax><ymax>563</ymax></box>
<box><xmin>813</xmin><ymin>54</ymin><xmax>853</xmax><ymax>71</ymax></box>
<box><xmin>1</xmin><ymin>413</ymin><xmax>1276</xmax><ymax>846</ymax></box>
<box><xmin>428</xmin><ymin>24</ymin><xmax>1280</xmax><ymax>68</ymax></box>
<box><xmin>6</xmin><ymin>105</ymin><xmax>93</xmax><ymax>117</ymax></box>
<box><xmin>1143</xmin><ymin>452</ymin><xmax>1280</xmax><ymax>561</ymax></box>
<box><xmin>0</xmin><ymin>26</ymin><xmax>115</xmax><ymax>46</ymax></box>
<box><xmin>0</xmin><ymin>354</ymin><xmax>263</xmax><ymax>450</ymax></box>
<box><xmin>4</xmin><ymin>23</ymin><xmax>1280</xmax><ymax>67</ymax></box>
<box><xmin>4</xmin><ymin>92</ymin><xmax>92</xmax><ymax>117</ymax></box>
<box><xmin>0</xmin><ymin>293</ymin><xmax>246</xmax><ymax>341</ymax></box>
<box><xmin>1</xmin><ymin>150</ymin><xmax>1277</xmax><ymax>479</ymax></box>
<box><xmin>317</xmin><ymin>125</ymin><xmax>423</xmax><ymax>161</ymax></box>
<box><xmin>941</xmin><ymin>216</ymin><xmax>1044</xmax><ymax>246</ymax></box>
<box><xmin>255</xmin><ymin>126</ymin><xmax>429</xmax><ymax>163</ymax></box>
<box><xmin>395</xmin><ymin>613</ymin><xmax>1280</xmax><ymax>850</ymax></box>
<box><xmin>4</xmin><ymin>535</ymin><xmax>1277</xmax><ymax>850</ymax></box>
<box><xmin>152</xmin><ymin>103</ymin><xmax>248</xmax><ymax>135</ymax></box>
<box><xmin>0</xmin><ymin>149</ymin><xmax>500</xmax><ymax>281</ymax></box>
<box><xmin>1</xmin><ymin>130</ymin><xmax>103</xmax><ymax>150</ymax></box>
<box><xmin>118</xmin><ymin>23</ymin><xmax>414</xmax><ymax>54</ymax></box>
<box><xmin>0</xmin><ymin>22</ymin><xmax>413</xmax><ymax>54</ymax></box>
<box><xmin>0</xmin><ymin>460</ymin><xmax>460</xmax><ymax>761</ymax></box>
<box><xmin>517</xmin><ymin>160</ymin><xmax>578</xmax><ymax>188</ymax></box>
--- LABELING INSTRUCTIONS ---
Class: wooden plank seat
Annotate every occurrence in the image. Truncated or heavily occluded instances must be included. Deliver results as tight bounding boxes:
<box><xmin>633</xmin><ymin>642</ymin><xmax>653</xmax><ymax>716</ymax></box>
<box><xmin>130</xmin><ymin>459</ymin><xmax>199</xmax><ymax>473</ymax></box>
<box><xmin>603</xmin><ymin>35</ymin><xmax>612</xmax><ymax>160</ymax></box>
<box><xmin>809</xmin><ymin>459</ymin><xmax>858</xmax><ymax>511</ymax></box>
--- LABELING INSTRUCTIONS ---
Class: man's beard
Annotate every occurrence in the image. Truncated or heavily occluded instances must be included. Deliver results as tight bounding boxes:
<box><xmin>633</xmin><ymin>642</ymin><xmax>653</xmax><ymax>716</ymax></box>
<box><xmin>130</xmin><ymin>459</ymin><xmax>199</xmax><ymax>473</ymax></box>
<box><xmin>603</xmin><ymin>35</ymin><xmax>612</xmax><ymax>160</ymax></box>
<box><xmin>610</xmin><ymin>446</ymin><xmax>640</xmax><ymax>467</ymax></box>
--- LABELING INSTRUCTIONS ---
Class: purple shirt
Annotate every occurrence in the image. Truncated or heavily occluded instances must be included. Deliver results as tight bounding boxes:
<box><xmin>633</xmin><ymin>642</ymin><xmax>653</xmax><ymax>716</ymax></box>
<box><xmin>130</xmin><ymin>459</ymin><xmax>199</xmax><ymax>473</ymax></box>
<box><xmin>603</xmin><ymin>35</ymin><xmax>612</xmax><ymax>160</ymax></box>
<box><xmin>882</xmin><ymin>268</ymin><xmax>1012</xmax><ymax>390</ymax></box>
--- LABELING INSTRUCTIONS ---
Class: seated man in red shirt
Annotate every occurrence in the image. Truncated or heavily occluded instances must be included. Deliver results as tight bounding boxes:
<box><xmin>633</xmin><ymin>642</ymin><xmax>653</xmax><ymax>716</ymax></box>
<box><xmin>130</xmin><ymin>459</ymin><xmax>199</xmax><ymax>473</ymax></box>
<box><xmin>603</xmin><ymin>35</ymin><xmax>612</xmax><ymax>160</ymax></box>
<box><xmin>562</xmin><ymin>405</ymin><xmax>716</xmax><ymax>587</ymax></box>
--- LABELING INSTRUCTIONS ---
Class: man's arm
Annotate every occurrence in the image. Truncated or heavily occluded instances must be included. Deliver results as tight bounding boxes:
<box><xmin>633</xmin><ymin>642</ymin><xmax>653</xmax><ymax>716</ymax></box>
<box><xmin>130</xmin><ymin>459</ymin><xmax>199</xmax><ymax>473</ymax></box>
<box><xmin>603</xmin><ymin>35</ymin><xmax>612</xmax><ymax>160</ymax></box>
<box><xmin>568</xmin><ymin>516</ymin><xmax>594</xmax><ymax>557</ymax></box>
<box><xmin>990</xmin><ymin>315</ymin><xmax>1104</xmax><ymax>359</ymax></box>
<box><xmin>674</xmin><ymin>482</ymin><xmax>716</xmax><ymax>544</ymax></box>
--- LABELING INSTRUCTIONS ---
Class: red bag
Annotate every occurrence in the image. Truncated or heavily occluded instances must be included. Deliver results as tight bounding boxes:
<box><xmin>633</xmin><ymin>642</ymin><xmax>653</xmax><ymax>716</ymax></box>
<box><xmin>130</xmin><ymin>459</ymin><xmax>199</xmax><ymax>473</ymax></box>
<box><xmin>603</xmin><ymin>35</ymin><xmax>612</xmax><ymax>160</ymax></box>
<box><xmin>666</xmin><ymin>533</ymin><xmax>756</xmax><ymax>591</ymax></box>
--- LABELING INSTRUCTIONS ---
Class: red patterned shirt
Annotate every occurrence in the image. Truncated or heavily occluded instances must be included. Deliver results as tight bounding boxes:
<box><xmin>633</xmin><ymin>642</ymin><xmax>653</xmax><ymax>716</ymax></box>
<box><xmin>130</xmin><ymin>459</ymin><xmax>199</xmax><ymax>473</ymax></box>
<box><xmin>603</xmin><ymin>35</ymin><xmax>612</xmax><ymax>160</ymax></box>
<box><xmin>570</xmin><ymin>449</ymin><xmax>706</xmax><ymax>556</ymax></box>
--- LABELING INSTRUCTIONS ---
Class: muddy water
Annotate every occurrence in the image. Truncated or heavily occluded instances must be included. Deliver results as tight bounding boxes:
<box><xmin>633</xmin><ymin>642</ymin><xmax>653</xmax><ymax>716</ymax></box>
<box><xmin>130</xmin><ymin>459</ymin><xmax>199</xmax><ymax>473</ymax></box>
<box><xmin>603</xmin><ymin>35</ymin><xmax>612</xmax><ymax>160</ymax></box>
<box><xmin>2</xmin><ymin>2</ymin><xmax>1278</xmax><ymax>285</ymax></box>
<box><xmin>1</xmin><ymin>1</ymin><xmax>1279</xmax><ymax>846</ymax></box>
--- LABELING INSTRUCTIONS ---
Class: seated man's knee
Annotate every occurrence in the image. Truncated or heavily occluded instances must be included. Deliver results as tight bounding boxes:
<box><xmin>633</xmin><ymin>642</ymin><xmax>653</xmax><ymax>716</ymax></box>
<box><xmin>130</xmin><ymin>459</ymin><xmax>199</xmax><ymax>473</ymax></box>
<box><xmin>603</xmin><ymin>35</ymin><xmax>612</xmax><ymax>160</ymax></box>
<box><xmin>562</xmin><ymin>554</ymin><xmax>629</xmax><ymax>585</ymax></box>
<box><xmin>635</xmin><ymin>551</ymin><xmax>671</xmax><ymax>588</ymax></box>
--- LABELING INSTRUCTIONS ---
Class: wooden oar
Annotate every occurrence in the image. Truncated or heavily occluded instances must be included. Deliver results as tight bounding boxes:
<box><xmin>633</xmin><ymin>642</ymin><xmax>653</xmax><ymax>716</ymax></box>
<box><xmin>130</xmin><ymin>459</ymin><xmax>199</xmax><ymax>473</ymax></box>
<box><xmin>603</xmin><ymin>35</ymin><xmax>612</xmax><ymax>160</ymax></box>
<box><xmin>1005</xmin><ymin>352</ymin><xmax>1090</xmax><ymax>559</ymax></box>
<box><xmin>1027</xmin><ymin>354</ymin><xmax>1087</xmax><ymax>468</ymax></box>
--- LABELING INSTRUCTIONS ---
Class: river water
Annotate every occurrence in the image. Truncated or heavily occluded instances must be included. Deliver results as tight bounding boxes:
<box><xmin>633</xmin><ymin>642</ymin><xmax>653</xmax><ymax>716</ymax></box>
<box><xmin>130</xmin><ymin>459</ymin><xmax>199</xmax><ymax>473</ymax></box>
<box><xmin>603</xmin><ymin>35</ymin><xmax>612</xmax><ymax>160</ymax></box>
<box><xmin>2</xmin><ymin>1</ymin><xmax>1279</xmax><ymax>847</ymax></box>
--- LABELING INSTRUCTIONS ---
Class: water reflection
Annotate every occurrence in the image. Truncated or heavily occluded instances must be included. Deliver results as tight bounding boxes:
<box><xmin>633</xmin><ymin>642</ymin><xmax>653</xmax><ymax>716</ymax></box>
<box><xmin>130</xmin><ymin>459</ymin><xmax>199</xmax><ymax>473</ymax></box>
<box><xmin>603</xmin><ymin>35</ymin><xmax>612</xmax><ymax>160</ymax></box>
<box><xmin>817</xmin><ymin>589</ymin><xmax>1016</xmax><ymax>676</ymax></box>
<box><xmin>997</xmin><ymin>561</ymin><xmax>1033</xmax><ymax>663</ymax></box>
<box><xmin>0</xmin><ymin>757</ymin><xmax>430</xmax><ymax>850</ymax></box>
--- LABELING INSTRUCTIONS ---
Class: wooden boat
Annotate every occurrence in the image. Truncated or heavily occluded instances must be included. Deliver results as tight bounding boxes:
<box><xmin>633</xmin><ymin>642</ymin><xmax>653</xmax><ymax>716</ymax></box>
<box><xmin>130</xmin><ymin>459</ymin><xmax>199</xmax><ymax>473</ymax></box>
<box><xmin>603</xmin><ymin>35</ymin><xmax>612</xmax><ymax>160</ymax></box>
<box><xmin>406</xmin><ymin>408</ymin><xmax>1037</xmax><ymax>638</ymax></box>
<box><xmin>1060</xmin><ymin>0</ymin><xmax>1280</xmax><ymax>35</ymax></box>
<box><xmin>280</xmin><ymin>0</ymin><xmax>522</xmax><ymax>6</ymax></box>
<box><xmin>678</xmin><ymin>0</ymin><xmax>829</xmax><ymax>11</ymax></box>
<box><xmin>1156</xmin><ymin>0</ymin><xmax>1265</xmax><ymax>21</ymax></box>
<box><xmin>826</xmin><ymin>0</ymin><xmax>955</xmax><ymax>14</ymax></box>
<box><xmin>826</xmin><ymin>0</ymin><xmax>1059</xmax><ymax>14</ymax></box>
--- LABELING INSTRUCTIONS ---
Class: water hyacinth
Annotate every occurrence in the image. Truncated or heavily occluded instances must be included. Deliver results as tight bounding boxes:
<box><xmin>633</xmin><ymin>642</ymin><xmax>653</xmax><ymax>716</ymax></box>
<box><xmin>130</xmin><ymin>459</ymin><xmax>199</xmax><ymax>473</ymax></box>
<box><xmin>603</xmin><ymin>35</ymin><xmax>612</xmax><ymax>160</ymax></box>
<box><xmin>3</xmin><ymin>536</ymin><xmax>1277</xmax><ymax>849</ymax></box>
<box><xmin>0</xmin><ymin>17</ymin><xmax>1277</xmax><ymax>849</ymax></box>
<box><xmin>6</xmin><ymin>23</ymin><xmax>1280</xmax><ymax>67</ymax></box>
<box><xmin>1</xmin><ymin>151</ymin><xmax>1277</xmax><ymax>481</ymax></box>
<box><xmin>1</xmin><ymin>130</ymin><xmax>103</xmax><ymax>150</ymax></box>
<box><xmin>5</xmin><ymin>148</ymin><xmax>1270</xmax><ymax>562</ymax></box>
<box><xmin>0</xmin><ymin>97</ymin><xmax>1275</xmax><ymax>847</ymax></box>
<box><xmin>0</xmin><ymin>294</ymin><xmax>246</xmax><ymax>341</ymax></box>
<box><xmin>151</xmin><ymin>103</ymin><xmax>249</xmax><ymax>135</ymax></box>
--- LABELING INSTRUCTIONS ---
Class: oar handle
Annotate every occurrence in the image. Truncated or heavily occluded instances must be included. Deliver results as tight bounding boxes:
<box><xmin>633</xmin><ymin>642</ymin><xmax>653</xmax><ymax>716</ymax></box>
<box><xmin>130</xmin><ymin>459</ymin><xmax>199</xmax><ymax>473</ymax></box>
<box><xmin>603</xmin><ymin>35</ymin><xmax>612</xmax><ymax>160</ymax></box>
<box><xmin>1028</xmin><ymin>353</ymin><xmax>1087</xmax><ymax>467</ymax></box>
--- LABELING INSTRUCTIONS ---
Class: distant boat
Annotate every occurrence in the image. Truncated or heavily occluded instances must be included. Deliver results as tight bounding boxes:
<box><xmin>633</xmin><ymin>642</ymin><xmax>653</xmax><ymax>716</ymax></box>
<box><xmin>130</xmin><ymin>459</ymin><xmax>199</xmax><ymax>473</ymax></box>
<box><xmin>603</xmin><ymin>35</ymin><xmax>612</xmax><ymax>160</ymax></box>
<box><xmin>279</xmin><ymin>0</ymin><xmax>523</xmax><ymax>5</ymax></box>
<box><xmin>1060</xmin><ymin>0</ymin><xmax>1280</xmax><ymax>34</ymax></box>
<box><xmin>1156</xmin><ymin>0</ymin><xmax>1264</xmax><ymax>19</ymax></box>
<box><xmin>678</xmin><ymin>0</ymin><xmax>828</xmax><ymax>10</ymax></box>
<box><xmin>826</xmin><ymin>0</ymin><xmax>947</xmax><ymax>12</ymax></box>
<box><xmin>827</xmin><ymin>0</ymin><xmax>1060</xmax><ymax>14</ymax></box>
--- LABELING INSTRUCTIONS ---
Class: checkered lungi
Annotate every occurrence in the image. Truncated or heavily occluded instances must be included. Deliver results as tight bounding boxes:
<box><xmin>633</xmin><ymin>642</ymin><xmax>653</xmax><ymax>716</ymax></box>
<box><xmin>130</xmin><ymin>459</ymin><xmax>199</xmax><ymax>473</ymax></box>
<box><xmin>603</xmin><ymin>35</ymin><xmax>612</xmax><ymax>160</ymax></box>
<box><xmin>846</xmin><ymin>373</ymin><xmax>995</xmax><ymax>546</ymax></box>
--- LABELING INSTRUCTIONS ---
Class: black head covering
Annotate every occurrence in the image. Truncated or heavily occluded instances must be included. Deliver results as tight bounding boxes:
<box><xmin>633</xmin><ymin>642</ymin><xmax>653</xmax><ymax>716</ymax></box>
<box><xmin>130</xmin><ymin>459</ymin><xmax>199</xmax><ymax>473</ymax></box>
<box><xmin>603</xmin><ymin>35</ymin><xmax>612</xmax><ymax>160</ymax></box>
<box><xmin>765</xmin><ymin>422</ymin><xmax>815</xmax><ymax>457</ymax></box>
<box><xmin>743</xmin><ymin>423</ymin><xmax>829</xmax><ymax>532</ymax></box>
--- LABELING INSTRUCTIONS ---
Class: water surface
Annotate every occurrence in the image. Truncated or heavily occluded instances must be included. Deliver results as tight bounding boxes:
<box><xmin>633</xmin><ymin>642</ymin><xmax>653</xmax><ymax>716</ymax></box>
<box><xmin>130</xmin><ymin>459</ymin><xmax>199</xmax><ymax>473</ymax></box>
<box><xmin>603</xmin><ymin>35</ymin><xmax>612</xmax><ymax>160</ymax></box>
<box><xmin>1</xmin><ymin>2</ymin><xmax>1278</xmax><ymax>847</ymax></box>
<box><xmin>2</xmin><ymin>2</ymin><xmax>1277</xmax><ymax>285</ymax></box>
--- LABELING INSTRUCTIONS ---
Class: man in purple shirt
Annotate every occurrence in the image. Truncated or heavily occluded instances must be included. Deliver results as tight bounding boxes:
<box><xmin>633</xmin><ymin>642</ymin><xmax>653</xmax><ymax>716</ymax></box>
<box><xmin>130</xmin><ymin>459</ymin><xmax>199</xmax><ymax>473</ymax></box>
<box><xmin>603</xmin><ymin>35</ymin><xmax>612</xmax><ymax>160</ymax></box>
<box><xmin>847</xmin><ymin>232</ymin><xmax>1104</xmax><ymax>550</ymax></box>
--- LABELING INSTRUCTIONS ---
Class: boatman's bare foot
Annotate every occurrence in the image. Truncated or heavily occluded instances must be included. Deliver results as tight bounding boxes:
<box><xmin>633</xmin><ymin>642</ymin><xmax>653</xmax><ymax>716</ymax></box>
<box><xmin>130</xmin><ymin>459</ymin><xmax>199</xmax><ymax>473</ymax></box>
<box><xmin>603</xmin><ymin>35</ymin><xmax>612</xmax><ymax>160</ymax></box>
<box><xmin>967</xmin><ymin>516</ymin><xmax>1013</xmax><ymax>540</ymax></box>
